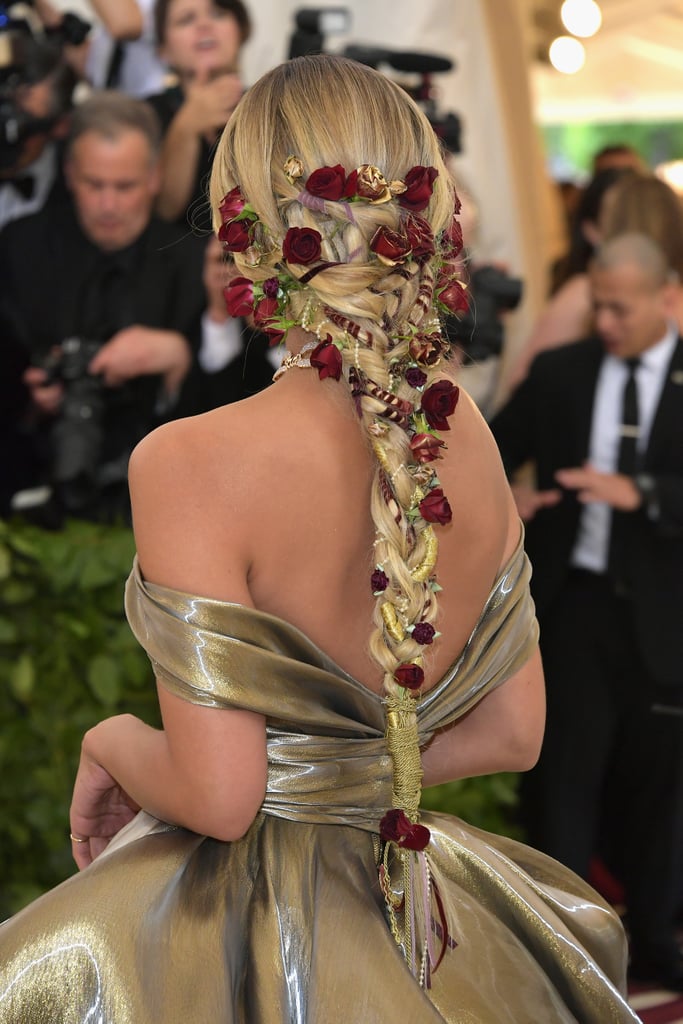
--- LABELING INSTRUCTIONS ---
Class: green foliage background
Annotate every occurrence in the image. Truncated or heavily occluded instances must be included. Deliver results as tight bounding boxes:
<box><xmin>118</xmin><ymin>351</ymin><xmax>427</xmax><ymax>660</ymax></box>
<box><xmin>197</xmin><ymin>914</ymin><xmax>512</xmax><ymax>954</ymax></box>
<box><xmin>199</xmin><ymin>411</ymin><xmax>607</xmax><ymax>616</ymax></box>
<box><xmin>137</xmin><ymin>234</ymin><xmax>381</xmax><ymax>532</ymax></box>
<box><xmin>542</xmin><ymin>120</ymin><xmax>683</xmax><ymax>177</ymax></box>
<box><xmin>0</xmin><ymin>518</ymin><xmax>521</xmax><ymax>920</ymax></box>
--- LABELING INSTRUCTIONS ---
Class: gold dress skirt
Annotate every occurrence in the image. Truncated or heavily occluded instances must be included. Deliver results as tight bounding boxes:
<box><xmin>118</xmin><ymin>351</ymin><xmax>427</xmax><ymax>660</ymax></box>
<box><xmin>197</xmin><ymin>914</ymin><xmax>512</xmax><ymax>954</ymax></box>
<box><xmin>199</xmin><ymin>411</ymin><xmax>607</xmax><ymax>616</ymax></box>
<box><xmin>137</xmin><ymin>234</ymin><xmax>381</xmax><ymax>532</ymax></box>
<box><xmin>0</xmin><ymin>541</ymin><xmax>638</xmax><ymax>1022</ymax></box>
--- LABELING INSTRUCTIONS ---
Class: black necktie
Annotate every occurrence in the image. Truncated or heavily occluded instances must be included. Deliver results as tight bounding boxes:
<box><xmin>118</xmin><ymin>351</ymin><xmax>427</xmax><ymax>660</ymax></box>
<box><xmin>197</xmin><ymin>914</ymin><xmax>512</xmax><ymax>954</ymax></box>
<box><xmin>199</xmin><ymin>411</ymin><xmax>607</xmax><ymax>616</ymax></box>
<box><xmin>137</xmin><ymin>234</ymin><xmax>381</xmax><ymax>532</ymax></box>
<box><xmin>616</xmin><ymin>357</ymin><xmax>640</xmax><ymax>475</ymax></box>
<box><xmin>1</xmin><ymin>175</ymin><xmax>35</xmax><ymax>200</ymax></box>
<box><xmin>608</xmin><ymin>357</ymin><xmax>640</xmax><ymax>590</ymax></box>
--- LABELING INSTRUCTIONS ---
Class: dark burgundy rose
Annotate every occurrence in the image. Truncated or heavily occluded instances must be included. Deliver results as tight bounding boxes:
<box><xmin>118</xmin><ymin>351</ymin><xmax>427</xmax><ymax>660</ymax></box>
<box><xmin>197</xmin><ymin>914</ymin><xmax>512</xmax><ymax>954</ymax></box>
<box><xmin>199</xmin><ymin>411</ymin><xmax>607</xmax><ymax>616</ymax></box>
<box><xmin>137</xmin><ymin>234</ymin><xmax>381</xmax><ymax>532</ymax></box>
<box><xmin>442</xmin><ymin>216</ymin><xmax>464</xmax><ymax>259</ymax></box>
<box><xmin>370</xmin><ymin>226</ymin><xmax>411</xmax><ymax>266</ymax></box>
<box><xmin>265</xmin><ymin>326</ymin><xmax>285</xmax><ymax>346</ymax></box>
<box><xmin>421</xmin><ymin>380</ymin><xmax>460</xmax><ymax>431</ymax></box>
<box><xmin>224</xmin><ymin>276</ymin><xmax>254</xmax><ymax>318</ymax></box>
<box><xmin>371</xmin><ymin>568</ymin><xmax>389</xmax><ymax>593</ymax></box>
<box><xmin>452</xmin><ymin>189</ymin><xmax>462</xmax><ymax>216</ymax></box>
<box><xmin>254</xmin><ymin>296</ymin><xmax>278</xmax><ymax>327</ymax></box>
<box><xmin>394</xmin><ymin>663</ymin><xmax>425</xmax><ymax>690</ymax></box>
<box><xmin>262</xmin><ymin>277</ymin><xmax>279</xmax><ymax>299</ymax></box>
<box><xmin>379</xmin><ymin>808</ymin><xmax>431</xmax><ymax>851</ymax></box>
<box><xmin>406</xmin><ymin>367</ymin><xmax>427</xmax><ymax>389</ymax></box>
<box><xmin>412</xmin><ymin>621</ymin><xmax>436</xmax><ymax>645</ymax></box>
<box><xmin>282</xmin><ymin>226</ymin><xmax>322</xmax><ymax>265</ymax></box>
<box><xmin>410</xmin><ymin>433</ymin><xmax>445</xmax><ymax>463</ymax></box>
<box><xmin>437</xmin><ymin>277</ymin><xmax>469</xmax><ymax>315</ymax></box>
<box><xmin>409</xmin><ymin>333</ymin><xmax>443</xmax><ymax>366</ymax></box>
<box><xmin>218</xmin><ymin>185</ymin><xmax>246</xmax><ymax>223</ymax></box>
<box><xmin>342</xmin><ymin>169</ymin><xmax>358</xmax><ymax>198</ymax></box>
<box><xmin>306</xmin><ymin>164</ymin><xmax>346</xmax><ymax>200</ymax></box>
<box><xmin>405</xmin><ymin>214</ymin><xmax>435</xmax><ymax>264</ymax></box>
<box><xmin>218</xmin><ymin>218</ymin><xmax>252</xmax><ymax>253</ymax></box>
<box><xmin>419</xmin><ymin>487</ymin><xmax>453</xmax><ymax>525</ymax></box>
<box><xmin>310</xmin><ymin>339</ymin><xmax>343</xmax><ymax>381</ymax></box>
<box><xmin>398</xmin><ymin>166</ymin><xmax>438</xmax><ymax>212</ymax></box>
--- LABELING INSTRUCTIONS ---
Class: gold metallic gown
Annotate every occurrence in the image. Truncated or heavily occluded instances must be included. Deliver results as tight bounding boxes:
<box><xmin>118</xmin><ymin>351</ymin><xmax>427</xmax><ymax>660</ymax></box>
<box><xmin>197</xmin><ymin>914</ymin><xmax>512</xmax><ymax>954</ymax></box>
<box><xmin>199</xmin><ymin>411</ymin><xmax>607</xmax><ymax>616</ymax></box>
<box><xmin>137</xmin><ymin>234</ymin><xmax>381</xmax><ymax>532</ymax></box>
<box><xmin>0</xmin><ymin>540</ymin><xmax>638</xmax><ymax>1023</ymax></box>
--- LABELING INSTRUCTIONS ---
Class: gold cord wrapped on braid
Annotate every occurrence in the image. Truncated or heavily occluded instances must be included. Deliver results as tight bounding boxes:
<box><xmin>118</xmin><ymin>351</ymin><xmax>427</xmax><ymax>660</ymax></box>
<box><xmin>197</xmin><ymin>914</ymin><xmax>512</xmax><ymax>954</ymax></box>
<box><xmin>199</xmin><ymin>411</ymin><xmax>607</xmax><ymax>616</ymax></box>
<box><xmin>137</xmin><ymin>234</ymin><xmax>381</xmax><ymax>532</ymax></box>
<box><xmin>384</xmin><ymin>694</ymin><xmax>423</xmax><ymax>818</ymax></box>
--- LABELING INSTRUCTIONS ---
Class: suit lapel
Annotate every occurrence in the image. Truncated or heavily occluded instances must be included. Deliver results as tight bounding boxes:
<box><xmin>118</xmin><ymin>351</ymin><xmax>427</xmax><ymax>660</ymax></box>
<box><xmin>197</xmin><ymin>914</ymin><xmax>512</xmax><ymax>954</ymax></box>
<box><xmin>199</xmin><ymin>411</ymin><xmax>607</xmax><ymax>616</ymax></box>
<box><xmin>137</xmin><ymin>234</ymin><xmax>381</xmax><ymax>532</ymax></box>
<box><xmin>645</xmin><ymin>337</ymin><xmax>683</xmax><ymax>466</ymax></box>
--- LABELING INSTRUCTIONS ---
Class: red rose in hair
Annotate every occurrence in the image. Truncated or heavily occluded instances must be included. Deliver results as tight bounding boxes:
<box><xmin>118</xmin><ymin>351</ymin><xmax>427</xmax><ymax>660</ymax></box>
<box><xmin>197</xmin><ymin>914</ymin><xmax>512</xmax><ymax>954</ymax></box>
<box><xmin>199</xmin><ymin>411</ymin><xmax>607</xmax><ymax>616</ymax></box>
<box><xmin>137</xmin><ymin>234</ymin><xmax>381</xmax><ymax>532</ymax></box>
<box><xmin>254</xmin><ymin>296</ymin><xmax>278</xmax><ymax>327</ymax></box>
<box><xmin>370</xmin><ymin>226</ymin><xmax>411</xmax><ymax>266</ymax></box>
<box><xmin>394</xmin><ymin>663</ymin><xmax>425</xmax><ymax>691</ymax></box>
<box><xmin>437</xmin><ymin>277</ymin><xmax>469</xmax><ymax>315</ymax></box>
<box><xmin>442</xmin><ymin>216</ymin><xmax>464</xmax><ymax>260</ymax></box>
<box><xmin>219</xmin><ymin>186</ymin><xmax>246</xmax><ymax>223</ymax></box>
<box><xmin>419</xmin><ymin>487</ymin><xmax>453</xmax><ymax>525</ymax></box>
<box><xmin>342</xmin><ymin>169</ymin><xmax>358</xmax><ymax>198</ymax></box>
<box><xmin>224</xmin><ymin>276</ymin><xmax>254</xmax><ymax>318</ymax></box>
<box><xmin>371</xmin><ymin>568</ymin><xmax>389</xmax><ymax>593</ymax></box>
<box><xmin>421</xmin><ymin>380</ymin><xmax>460</xmax><ymax>431</ymax></box>
<box><xmin>405</xmin><ymin>367</ymin><xmax>427</xmax><ymax>389</ymax></box>
<box><xmin>379</xmin><ymin>808</ymin><xmax>431</xmax><ymax>851</ymax></box>
<box><xmin>306</xmin><ymin>165</ymin><xmax>346</xmax><ymax>200</ymax></box>
<box><xmin>218</xmin><ymin>218</ymin><xmax>252</xmax><ymax>253</ymax></box>
<box><xmin>310</xmin><ymin>339</ymin><xmax>343</xmax><ymax>381</ymax></box>
<box><xmin>282</xmin><ymin>226</ymin><xmax>322</xmax><ymax>265</ymax></box>
<box><xmin>405</xmin><ymin>214</ymin><xmax>435</xmax><ymax>264</ymax></box>
<box><xmin>409</xmin><ymin>333</ymin><xmax>443</xmax><ymax>366</ymax></box>
<box><xmin>412</xmin><ymin>622</ymin><xmax>436</xmax><ymax>645</ymax></box>
<box><xmin>398</xmin><ymin>166</ymin><xmax>438</xmax><ymax>212</ymax></box>
<box><xmin>410</xmin><ymin>433</ymin><xmax>445</xmax><ymax>463</ymax></box>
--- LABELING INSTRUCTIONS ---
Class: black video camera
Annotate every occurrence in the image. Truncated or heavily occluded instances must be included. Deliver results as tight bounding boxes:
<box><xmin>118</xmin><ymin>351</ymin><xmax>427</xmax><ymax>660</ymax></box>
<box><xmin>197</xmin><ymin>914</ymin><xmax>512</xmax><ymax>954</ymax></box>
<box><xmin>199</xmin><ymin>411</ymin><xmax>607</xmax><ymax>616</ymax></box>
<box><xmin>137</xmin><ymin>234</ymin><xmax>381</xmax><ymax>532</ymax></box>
<box><xmin>40</xmin><ymin>337</ymin><xmax>105</xmax><ymax>511</ymax></box>
<box><xmin>287</xmin><ymin>8</ymin><xmax>462</xmax><ymax>153</ymax></box>
<box><xmin>446</xmin><ymin>264</ymin><xmax>523</xmax><ymax>362</ymax></box>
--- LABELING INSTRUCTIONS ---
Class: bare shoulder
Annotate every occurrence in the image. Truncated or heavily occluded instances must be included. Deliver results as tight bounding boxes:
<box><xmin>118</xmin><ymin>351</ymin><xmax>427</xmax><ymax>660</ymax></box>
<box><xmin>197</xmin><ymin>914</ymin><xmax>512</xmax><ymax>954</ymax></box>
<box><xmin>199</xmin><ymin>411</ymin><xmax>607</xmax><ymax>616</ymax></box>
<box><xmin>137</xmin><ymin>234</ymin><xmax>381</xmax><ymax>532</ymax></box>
<box><xmin>128</xmin><ymin>399</ymin><xmax>271</xmax><ymax>598</ymax></box>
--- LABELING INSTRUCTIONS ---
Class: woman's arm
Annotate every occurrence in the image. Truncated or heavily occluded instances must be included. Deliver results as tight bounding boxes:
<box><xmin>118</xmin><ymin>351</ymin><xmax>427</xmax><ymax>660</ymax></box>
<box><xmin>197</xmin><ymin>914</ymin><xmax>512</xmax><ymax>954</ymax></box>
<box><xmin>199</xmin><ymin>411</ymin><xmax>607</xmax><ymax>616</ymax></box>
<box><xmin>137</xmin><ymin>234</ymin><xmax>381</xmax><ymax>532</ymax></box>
<box><xmin>70</xmin><ymin>693</ymin><xmax>267</xmax><ymax>868</ymax></box>
<box><xmin>421</xmin><ymin>646</ymin><xmax>545</xmax><ymax>787</ymax></box>
<box><xmin>88</xmin><ymin>0</ymin><xmax>144</xmax><ymax>40</ymax></box>
<box><xmin>156</xmin><ymin>71</ymin><xmax>242</xmax><ymax>221</ymax></box>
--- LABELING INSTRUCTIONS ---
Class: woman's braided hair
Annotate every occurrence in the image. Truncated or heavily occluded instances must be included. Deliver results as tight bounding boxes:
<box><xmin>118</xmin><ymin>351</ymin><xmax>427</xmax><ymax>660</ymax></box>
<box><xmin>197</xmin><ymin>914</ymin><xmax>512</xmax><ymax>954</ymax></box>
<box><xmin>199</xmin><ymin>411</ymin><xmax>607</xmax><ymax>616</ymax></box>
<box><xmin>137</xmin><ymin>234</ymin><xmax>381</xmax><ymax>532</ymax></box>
<box><xmin>210</xmin><ymin>55</ymin><xmax>464</xmax><ymax>967</ymax></box>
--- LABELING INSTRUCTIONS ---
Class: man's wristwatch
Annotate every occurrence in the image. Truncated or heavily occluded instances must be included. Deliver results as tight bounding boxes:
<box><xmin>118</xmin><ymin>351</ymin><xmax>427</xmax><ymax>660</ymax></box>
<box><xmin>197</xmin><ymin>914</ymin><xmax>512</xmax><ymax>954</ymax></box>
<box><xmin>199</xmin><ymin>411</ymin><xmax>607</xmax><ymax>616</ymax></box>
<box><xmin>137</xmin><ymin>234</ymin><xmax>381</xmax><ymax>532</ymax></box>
<box><xmin>634</xmin><ymin>473</ymin><xmax>660</xmax><ymax>519</ymax></box>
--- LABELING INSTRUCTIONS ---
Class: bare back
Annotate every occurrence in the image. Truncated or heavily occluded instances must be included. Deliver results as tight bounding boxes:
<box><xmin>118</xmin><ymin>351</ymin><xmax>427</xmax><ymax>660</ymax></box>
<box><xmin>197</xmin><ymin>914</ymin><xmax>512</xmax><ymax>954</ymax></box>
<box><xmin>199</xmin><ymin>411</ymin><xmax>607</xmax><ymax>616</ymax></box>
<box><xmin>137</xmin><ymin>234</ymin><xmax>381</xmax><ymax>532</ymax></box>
<box><xmin>129</xmin><ymin>368</ymin><xmax>518</xmax><ymax>695</ymax></box>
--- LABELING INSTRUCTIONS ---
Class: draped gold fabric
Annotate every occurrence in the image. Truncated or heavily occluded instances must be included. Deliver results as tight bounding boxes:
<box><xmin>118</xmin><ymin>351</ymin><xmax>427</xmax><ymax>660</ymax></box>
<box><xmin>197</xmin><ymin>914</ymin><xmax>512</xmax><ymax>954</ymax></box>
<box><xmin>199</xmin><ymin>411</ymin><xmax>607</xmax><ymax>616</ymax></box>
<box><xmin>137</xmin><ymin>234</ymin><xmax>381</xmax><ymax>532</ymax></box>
<box><xmin>0</xmin><ymin>539</ymin><xmax>638</xmax><ymax>1022</ymax></box>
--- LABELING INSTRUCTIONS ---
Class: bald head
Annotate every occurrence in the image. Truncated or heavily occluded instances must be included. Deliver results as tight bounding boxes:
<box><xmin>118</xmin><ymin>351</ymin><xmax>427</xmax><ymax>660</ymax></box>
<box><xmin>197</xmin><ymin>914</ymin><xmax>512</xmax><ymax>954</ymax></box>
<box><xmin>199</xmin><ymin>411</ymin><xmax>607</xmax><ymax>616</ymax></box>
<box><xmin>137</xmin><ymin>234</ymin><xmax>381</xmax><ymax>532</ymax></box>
<box><xmin>590</xmin><ymin>232</ymin><xmax>673</xmax><ymax>288</ymax></box>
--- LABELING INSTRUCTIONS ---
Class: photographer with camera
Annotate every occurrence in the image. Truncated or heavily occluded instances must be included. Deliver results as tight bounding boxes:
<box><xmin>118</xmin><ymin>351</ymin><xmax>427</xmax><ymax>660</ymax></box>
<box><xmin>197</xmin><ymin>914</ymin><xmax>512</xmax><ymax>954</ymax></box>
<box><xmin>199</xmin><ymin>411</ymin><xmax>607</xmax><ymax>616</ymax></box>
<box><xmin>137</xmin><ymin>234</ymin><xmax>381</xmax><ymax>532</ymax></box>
<box><xmin>0</xmin><ymin>29</ymin><xmax>77</xmax><ymax>229</ymax></box>
<box><xmin>0</xmin><ymin>89</ymin><xmax>206</xmax><ymax>523</ymax></box>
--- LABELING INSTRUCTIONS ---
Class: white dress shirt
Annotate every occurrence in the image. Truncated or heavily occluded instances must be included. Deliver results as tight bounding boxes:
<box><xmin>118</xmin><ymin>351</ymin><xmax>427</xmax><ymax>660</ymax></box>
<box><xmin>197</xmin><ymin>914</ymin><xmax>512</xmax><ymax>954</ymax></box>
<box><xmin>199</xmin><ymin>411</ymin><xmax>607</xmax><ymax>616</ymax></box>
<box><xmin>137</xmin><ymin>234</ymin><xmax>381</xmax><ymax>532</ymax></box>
<box><xmin>571</xmin><ymin>324</ymin><xmax>678</xmax><ymax>573</ymax></box>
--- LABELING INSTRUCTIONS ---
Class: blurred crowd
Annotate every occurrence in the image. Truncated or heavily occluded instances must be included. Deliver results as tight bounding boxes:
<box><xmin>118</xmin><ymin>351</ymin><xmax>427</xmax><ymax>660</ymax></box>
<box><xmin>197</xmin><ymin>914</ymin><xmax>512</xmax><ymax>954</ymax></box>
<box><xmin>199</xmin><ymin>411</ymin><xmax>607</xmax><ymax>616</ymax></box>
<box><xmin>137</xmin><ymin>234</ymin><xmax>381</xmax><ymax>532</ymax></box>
<box><xmin>0</xmin><ymin>0</ymin><xmax>274</xmax><ymax>525</ymax></box>
<box><xmin>1</xmin><ymin>0</ymin><xmax>682</xmax><ymax>993</ymax></box>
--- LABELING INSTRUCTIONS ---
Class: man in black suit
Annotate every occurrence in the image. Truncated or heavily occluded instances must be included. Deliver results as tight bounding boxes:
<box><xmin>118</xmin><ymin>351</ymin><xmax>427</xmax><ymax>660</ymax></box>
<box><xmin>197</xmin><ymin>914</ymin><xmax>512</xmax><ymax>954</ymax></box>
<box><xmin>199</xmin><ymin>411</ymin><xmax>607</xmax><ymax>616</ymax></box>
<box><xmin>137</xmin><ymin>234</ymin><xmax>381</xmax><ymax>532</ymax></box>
<box><xmin>491</xmin><ymin>233</ymin><xmax>683</xmax><ymax>990</ymax></box>
<box><xmin>0</xmin><ymin>90</ymin><xmax>206</xmax><ymax>522</ymax></box>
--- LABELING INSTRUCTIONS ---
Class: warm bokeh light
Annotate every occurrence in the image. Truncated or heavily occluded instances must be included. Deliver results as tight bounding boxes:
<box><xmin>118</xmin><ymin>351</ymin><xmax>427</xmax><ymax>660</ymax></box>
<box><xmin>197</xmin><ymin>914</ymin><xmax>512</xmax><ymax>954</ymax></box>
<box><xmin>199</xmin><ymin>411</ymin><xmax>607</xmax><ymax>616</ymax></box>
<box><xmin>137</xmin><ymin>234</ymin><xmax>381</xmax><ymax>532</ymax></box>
<box><xmin>549</xmin><ymin>35</ymin><xmax>586</xmax><ymax>74</ymax></box>
<box><xmin>561</xmin><ymin>0</ymin><xmax>603</xmax><ymax>38</ymax></box>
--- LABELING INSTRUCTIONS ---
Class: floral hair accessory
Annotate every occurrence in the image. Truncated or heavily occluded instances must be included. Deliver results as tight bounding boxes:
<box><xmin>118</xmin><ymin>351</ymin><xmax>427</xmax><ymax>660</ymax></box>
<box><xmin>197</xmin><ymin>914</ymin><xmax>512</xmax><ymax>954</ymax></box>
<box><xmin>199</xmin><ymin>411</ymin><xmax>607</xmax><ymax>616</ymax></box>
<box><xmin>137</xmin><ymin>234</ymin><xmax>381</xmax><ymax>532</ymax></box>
<box><xmin>379</xmin><ymin>808</ymin><xmax>430</xmax><ymax>851</ymax></box>
<box><xmin>283</xmin><ymin>155</ymin><xmax>305</xmax><ymax>183</ymax></box>
<box><xmin>310</xmin><ymin>338</ymin><xmax>343</xmax><ymax>381</ymax></box>
<box><xmin>282</xmin><ymin>226</ymin><xmax>323</xmax><ymax>266</ymax></box>
<box><xmin>371</xmin><ymin>568</ymin><xmax>390</xmax><ymax>594</ymax></box>
<box><xmin>421</xmin><ymin>380</ymin><xmax>460</xmax><ymax>431</ymax></box>
<box><xmin>418</xmin><ymin>488</ymin><xmax>452</xmax><ymax>525</ymax></box>
<box><xmin>282</xmin><ymin>156</ymin><xmax>437</xmax><ymax>210</ymax></box>
<box><xmin>394</xmin><ymin>662</ymin><xmax>424</xmax><ymax>690</ymax></box>
<box><xmin>411</xmin><ymin>621</ymin><xmax>437</xmax><ymax>645</ymax></box>
<box><xmin>218</xmin><ymin>185</ymin><xmax>259</xmax><ymax>254</ymax></box>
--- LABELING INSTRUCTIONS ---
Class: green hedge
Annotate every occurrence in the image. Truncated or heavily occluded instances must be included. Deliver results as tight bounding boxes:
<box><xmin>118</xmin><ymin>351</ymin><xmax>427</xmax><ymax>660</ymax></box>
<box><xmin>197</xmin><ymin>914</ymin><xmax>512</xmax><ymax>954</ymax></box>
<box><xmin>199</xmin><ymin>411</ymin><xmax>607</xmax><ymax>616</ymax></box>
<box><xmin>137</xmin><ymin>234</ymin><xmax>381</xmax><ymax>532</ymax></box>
<box><xmin>0</xmin><ymin>518</ymin><xmax>521</xmax><ymax>919</ymax></box>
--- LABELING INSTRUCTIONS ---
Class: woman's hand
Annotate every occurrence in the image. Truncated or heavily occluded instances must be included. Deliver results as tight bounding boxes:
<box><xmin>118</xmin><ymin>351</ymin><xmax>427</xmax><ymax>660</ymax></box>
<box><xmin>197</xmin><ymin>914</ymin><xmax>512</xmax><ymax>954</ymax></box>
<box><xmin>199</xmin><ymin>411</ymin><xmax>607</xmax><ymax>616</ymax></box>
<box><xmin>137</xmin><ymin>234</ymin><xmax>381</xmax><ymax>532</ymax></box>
<box><xmin>69</xmin><ymin>719</ymin><xmax>141</xmax><ymax>870</ymax></box>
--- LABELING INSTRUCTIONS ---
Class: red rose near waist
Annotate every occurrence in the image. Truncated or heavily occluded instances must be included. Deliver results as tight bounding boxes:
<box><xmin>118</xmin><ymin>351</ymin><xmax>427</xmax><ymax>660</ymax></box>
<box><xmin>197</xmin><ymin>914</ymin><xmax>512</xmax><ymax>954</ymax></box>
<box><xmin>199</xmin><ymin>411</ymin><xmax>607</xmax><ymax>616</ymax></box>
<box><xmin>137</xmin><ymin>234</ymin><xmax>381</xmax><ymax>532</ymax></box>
<box><xmin>379</xmin><ymin>808</ymin><xmax>431</xmax><ymax>851</ymax></box>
